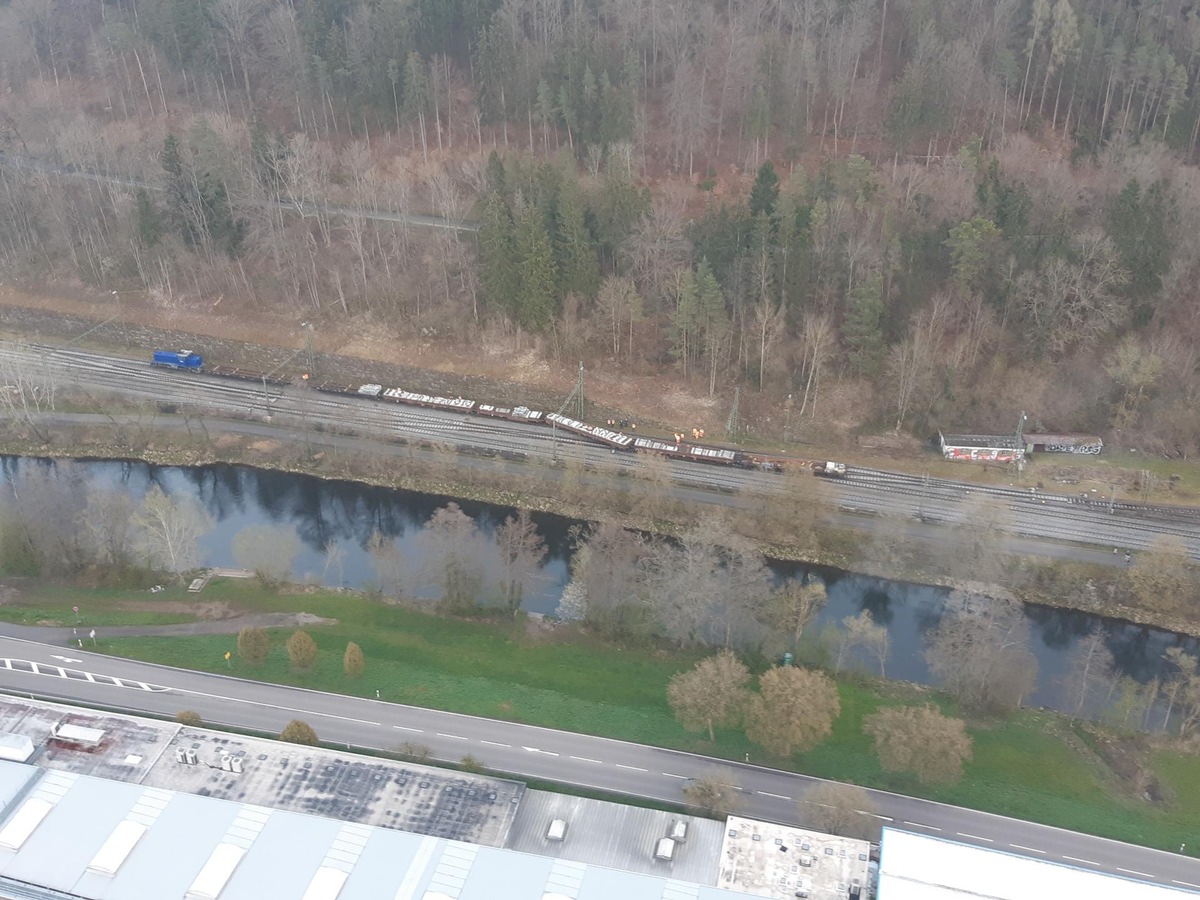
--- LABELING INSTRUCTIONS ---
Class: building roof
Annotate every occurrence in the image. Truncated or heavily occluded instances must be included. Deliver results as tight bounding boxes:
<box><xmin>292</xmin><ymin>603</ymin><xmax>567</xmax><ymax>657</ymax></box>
<box><xmin>507</xmin><ymin>789</ymin><xmax>724</xmax><ymax>884</ymax></box>
<box><xmin>717</xmin><ymin>815</ymin><xmax>871</xmax><ymax>900</ymax></box>
<box><xmin>878</xmin><ymin>829</ymin><xmax>1197</xmax><ymax>900</ymax></box>
<box><xmin>939</xmin><ymin>432</ymin><xmax>1025</xmax><ymax>450</ymax></box>
<box><xmin>1023</xmin><ymin>433</ymin><xmax>1103</xmax><ymax>446</ymax></box>
<box><xmin>0</xmin><ymin>760</ymin><xmax>763</xmax><ymax>900</ymax></box>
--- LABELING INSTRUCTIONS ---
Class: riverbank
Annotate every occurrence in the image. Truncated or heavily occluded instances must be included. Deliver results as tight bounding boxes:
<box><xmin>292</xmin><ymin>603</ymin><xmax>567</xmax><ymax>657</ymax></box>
<box><xmin>10</xmin><ymin>576</ymin><xmax>1197</xmax><ymax>855</ymax></box>
<box><xmin>2</xmin><ymin>414</ymin><xmax>1194</xmax><ymax>637</ymax></box>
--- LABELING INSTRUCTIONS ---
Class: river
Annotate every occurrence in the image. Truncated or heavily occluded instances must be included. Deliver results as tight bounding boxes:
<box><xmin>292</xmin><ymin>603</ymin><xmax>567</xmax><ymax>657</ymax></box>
<box><xmin>1</xmin><ymin>457</ymin><xmax>1196</xmax><ymax>715</ymax></box>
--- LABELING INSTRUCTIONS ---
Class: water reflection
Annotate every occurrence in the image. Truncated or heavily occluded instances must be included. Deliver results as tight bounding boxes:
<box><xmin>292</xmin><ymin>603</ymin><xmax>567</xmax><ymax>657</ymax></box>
<box><xmin>2</xmin><ymin>457</ymin><xmax>1198</xmax><ymax>714</ymax></box>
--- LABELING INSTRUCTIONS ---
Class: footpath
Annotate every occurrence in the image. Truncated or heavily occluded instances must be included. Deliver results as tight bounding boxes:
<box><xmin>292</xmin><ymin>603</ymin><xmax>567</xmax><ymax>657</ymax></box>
<box><xmin>0</xmin><ymin>612</ymin><xmax>336</xmax><ymax>645</ymax></box>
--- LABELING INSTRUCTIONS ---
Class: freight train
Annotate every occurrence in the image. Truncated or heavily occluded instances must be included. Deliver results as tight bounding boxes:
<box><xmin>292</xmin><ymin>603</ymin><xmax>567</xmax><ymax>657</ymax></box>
<box><xmin>150</xmin><ymin>350</ymin><xmax>846</xmax><ymax>477</ymax></box>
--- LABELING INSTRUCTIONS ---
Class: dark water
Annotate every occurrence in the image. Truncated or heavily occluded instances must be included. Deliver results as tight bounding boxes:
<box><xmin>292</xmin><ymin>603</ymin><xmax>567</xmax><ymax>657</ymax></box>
<box><xmin>1</xmin><ymin>457</ymin><xmax>1196</xmax><ymax>713</ymax></box>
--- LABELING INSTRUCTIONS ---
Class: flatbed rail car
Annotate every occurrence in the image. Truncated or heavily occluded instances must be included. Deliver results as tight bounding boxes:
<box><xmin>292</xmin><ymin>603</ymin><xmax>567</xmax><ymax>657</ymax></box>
<box><xmin>743</xmin><ymin>455</ymin><xmax>847</xmax><ymax>477</ymax></box>
<box><xmin>547</xmin><ymin>413</ymin><xmax>634</xmax><ymax>449</ymax></box>
<box><xmin>477</xmin><ymin>404</ymin><xmax>546</xmax><ymax>424</ymax></box>
<box><xmin>633</xmin><ymin>437</ymin><xmax>739</xmax><ymax>466</ymax></box>
<box><xmin>206</xmin><ymin>364</ymin><xmax>291</xmax><ymax>386</ymax></box>
<box><xmin>382</xmin><ymin>387</ymin><xmax>476</xmax><ymax>413</ymax></box>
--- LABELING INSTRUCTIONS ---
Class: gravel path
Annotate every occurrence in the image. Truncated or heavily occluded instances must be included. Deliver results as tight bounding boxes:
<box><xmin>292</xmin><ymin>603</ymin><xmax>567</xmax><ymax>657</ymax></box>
<box><xmin>0</xmin><ymin>612</ymin><xmax>336</xmax><ymax>645</ymax></box>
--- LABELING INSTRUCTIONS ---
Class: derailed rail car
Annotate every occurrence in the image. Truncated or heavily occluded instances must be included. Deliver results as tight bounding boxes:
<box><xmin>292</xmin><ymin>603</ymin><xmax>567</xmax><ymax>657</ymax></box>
<box><xmin>547</xmin><ymin>413</ymin><xmax>634</xmax><ymax>449</ymax></box>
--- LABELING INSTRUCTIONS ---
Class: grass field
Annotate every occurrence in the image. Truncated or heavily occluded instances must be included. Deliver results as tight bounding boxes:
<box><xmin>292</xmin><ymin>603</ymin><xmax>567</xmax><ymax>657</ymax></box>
<box><xmin>0</xmin><ymin>581</ymin><xmax>201</xmax><ymax>627</ymax></box>
<box><xmin>42</xmin><ymin>579</ymin><xmax>1200</xmax><ymax>853</ymax></box>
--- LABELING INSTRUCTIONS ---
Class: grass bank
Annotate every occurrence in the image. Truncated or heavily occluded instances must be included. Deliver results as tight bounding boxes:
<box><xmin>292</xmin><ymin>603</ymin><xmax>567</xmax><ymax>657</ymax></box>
<box><xmin>87</xmin><ymin>579</ymin><xmax>1200</xmax><ymax>854</ymax></box>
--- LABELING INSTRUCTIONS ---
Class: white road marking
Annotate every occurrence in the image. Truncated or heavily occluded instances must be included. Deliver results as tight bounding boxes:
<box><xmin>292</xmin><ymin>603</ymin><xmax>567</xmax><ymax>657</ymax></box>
<box><xmin>393</xmin><ymin>725</ymin><xmax>423</xmax><ymax>733</ymax></box>
<box><xmin>1009</xmin><ymin>845</ymin><xmax>1046</xmax><ymax>854</ymax></box>
<box><xmin>957</xmin><ymin>833</ymin><xmax>994</xmax><ymax>843</ymax></box>
<box><xmin>904</xmin><ymin>821</ymin><xmax>940</xmax><ymax>831</ymax></box>
<box><xmin>615</xmin><ymin>764</ymin><xmax>647</xmax><ymax>772</ymax></box>
<box><xmin>1173</xmin><ymin>881</ymin><xmax>1200</xmax><ymax>889</ymax></box>
<box><xmin>662</xmin><ymin>772</ymin><xmax>688</xmax><ymax>779</ymax></box>
<box><xmin>868</xmin><ymin>813</ymin><xmax>894</xmax><ymax>821</ymax></box>
<box><xmin>570</xmin><ymin>756</ymin><xmax>602</xmax><ymax>764</ymax></box>
<box><xmin>480</xmin><ymin>740</ymin><xmax>509</xmax><ymax>748</ymax></box>
<box><xmin>1063</xmin><ymin>856</ymin><xmax>1100</xmax><ymax>866</ymax></box>
<box><xmin>0</xmin><ymin>657</ymin><xmax>169</xmax><ymax>692</ymax></box>
<box><xmin>522</xmin><ymin>747</ymin><xmax>559</xmax><ymax>756</ymax></box>
<box><xmin>436</xmin><ymin>733</ymin><xmax>468</xmax><ymax>741</ymax></box>
<box><xmin>758</xmin><ymin>791</ymin><xmax>791</xmax><ymax>800</ymax></box>
<box><xmin>1117</xmin><ymin>868</ymin><xmax>1153</xmax><ymax>878</ymax></box>
<box><xmin>50</xmin><ymin>656</ymin><xmax>82</xmax><ymax>663</ymax></box>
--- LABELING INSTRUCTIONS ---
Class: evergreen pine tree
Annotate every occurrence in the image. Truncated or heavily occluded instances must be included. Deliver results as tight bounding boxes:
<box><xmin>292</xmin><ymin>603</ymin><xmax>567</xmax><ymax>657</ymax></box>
<box><xmin>515</xmin><ymin>203</ymin><xmax>559</xmax><ymax>332</ymax></box>
<box><xmin>842</xmin><ymin>273</ymin><xmax>886</xmax><ymax>375</ymax></box>
<box><xmin>478</xmin><ymin>193</ymin><xmax>519</xmax><ymax>319</ymax></box>
<box><xmin>750</xmin><ymin>160</ymin><xmax>781</xmax><ymax>220</ymax></box>
<box><xmin>555</xmin><ymin>181</ymin><xmax>601</xmax><ymax>299</ymax></box>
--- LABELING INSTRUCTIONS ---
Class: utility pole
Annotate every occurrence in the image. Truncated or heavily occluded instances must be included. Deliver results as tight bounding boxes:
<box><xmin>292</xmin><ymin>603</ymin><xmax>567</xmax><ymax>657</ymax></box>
<box><xmin>725</xmin><ymin>386</ymin><xmax>741</xmax><ymax>440</ymax></box>
<box><xmin>300</xmin><ymin>321</ymin><xmax>316</xmax><ymax>381</ymax></box>
<box><xmin>551</xmin><ymin>362</ymin><xmax>586</xmax><ymax>462</ymax></box>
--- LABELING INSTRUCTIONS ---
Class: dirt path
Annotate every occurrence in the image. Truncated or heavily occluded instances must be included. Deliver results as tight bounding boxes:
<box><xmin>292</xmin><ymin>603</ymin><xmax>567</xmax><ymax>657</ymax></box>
<box><xmin>0</xmin><ymin>612</ymin><xmax>337</xmax><ymax>645</ymax></box>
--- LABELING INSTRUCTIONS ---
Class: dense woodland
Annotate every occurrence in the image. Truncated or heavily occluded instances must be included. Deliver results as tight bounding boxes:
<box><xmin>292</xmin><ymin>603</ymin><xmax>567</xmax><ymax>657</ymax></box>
<box><xmin>3</xmin><ymin>0</ymin><xmax>1200</xmax><ymax>448</ymax></box>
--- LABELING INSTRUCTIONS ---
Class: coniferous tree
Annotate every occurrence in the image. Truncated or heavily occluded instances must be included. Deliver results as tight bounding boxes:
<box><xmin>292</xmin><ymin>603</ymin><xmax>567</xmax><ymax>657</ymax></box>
<box><xmin>478</xmin><ymin>192</ymin><xmax>519</xmax><ymax>319</ymax></box>
<box><xmin>555</xmin><ymin>181</ymin><xmax>600</xmax><ymax>299</ymax></box>
<box><xmin>842</xmin><ymin>273</ymin><xmax>886</xmax><ymax>376</ymax></box>
<box><xmin>515</xmin><ymin>202</ymin><xmax>559</xmax><ymax>331</ymax></box>
<box><xmin>749</xmin><ymin>160</ymin><xmax>780</xmax><ymax>220</ymax></box>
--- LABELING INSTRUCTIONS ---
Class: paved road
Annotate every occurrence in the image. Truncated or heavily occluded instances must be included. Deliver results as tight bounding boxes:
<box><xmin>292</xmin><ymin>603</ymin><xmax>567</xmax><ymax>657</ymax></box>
<box><xmin>0</xmin><ymin>631</ymin><xmax>1196</xmax><ymax>893</ymax></box>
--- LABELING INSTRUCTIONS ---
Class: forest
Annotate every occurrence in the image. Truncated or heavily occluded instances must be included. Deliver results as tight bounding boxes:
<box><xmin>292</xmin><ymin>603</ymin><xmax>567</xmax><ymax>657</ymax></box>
<box><xmin>1</xmin><ymin>0</ymin><xmax>1199</xmax><ymax>449</ymax></box>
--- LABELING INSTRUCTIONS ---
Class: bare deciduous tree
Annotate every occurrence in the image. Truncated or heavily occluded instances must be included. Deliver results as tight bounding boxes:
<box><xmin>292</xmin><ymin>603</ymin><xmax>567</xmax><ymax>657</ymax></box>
<box><xmin>133</xmin><ymin>485</ymin><xmax>213</xmax><ymax>575</ymax></box>
<box><xmin>232</xmin><ymin>523</ymin><xmax>301</xmax><ymax>585</ymax></box>
<box><xmin>420</xmin><ymin>503</ymin><xmax>484</xmax><ymax>612</ymax></box>
<box><xmin>1061</xmin><ymin>628</ymin><xmax>1116</xmax><ymax>719</ymax></box>
<box><xmin>769</xmin><ymin>579</ymin><xmax>827</xmax><ymax>649</ymax></box>
<box><xmin>830</xmin><ymin>610</ymin><xmax>890</xmax><ymax>676</ymax></box>
<box><xmin>682</xmin><ymin>769</ymin><xmax>741</xmax><ymax>816</ymax></box>
<box><xmin>864</xmin><ymin>705</ymin><xmax>973</xmax><ymax>784</ymax></box>
<box><xmin>367</xmin><ymin>530</ymin><xmax>406</xmax><ymax>600</ymax></box>
<box><xmin>746</xmin><ymin>666</ymin><xmax>840</xmax><ymax>757</ymax></box>
<box><xmin>667</xmin><ymin>650</ymin><xmax>752</xmax><ymax>741</ymax></box>
<box><xmin>800</xmin><ymin>782</ymin><xmax>878</xmax><ymax>840</ymax></box>
<box><xmin>924</xmin><ymin>593</ymin><xmax>1038</xmax><ymax>714</ymax></box>
<box><xmin>495</xmin><ymin>508</ymin><xmax>547</xmax><ymax>614</ymax></box>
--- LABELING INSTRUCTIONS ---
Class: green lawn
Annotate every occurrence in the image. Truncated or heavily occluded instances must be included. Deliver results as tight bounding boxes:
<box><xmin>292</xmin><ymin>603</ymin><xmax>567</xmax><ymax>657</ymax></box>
<box><xmin>0</xmin><ymin>581</ymin><xmax>201</xmax><ymax>627</ymax></box>
<box><xmin>39</xmin><ymin>579</ymin><xmax>1200</xmax><ymax>853</ymax></box>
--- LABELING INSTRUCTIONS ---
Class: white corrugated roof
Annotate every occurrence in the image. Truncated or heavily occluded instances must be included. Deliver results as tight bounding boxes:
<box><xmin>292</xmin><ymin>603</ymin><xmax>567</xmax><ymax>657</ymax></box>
<box><xmin>879</xmin><ymin>829</ymin><xmax>1195</xmax><ymax>899</ymax></box>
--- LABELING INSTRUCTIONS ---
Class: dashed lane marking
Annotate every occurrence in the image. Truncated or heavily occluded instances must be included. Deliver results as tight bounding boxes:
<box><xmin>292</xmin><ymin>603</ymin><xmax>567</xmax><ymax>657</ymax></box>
<box><xmin>570</xmin><ymin>756</ymin><xmax>602</xmax><ymax>764</ymax></box>
<box><xmin>615</xmin><ymin>764</ymin><xmax>647</xmax><ymax>772</ymax></box>
<box><xmin>0</xmin><ymin>657</ymin><xmax>168</xmax><ymax>692</ymax></box>
<box><xmin>392</xmin><ymin>725</ymin><xmax>423</xmax><ymax>733</ymax></box>
<box><xmin>480</xmin><ymin>741</ymin><xmax>510</xmax><ymax>748</ymax></box>
<box><xmin>1009</xmin><ymin>845</ymin><xmax>1045</xmax><ymax>854</ymax></box>
<box><xmin>1173</xmin><ymin>881</ymin><xmax>1200</xmax><ymax>890</ymax></box>
<box><xmin>436</xmin><ymin>733</ymin><xmax>468</xmax><ymax>741</ymax></box>
<box><xmin>1117</xmin><ymin>868</ymin><xmax>1153</xmax><ymax>878</ymax></box>
<box><xmin>904</xmin><ymin>822</ymin><xmax>940</xmax><ymax>831</ymax></box>
<box><xmin>757</xmin><ymin>791</ymin><xmax>791</xmax><ymax>801</ymax></box>
<box><xmin>957</xmin><ymin>833</ymin><xmax>994</xmax><ymax>842</ymax></box>
<box><xmin>1063</xmin><ymin>856</ymin><xmax>1100</xmax><ymax>866</ymax></box>
<box><xmin>662</xmin><ymin>773</ymin><xmax>688</xmax><ymax>779</ymax></box>
<box><xmin>522</xmin><ymin>747</ymin><xmax>559</xmax><ymax>756</ymax></box>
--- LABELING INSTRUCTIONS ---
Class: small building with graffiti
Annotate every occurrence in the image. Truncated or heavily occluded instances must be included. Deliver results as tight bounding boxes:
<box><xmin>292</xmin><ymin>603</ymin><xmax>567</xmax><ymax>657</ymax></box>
<box><xmin>938</xmin><ymin>431</ymin><xmax>1026</xmax><ymax>463</ymax></box>
<box><xmin>1023</xmin><ymin>433</ymin><xmax>1104</xmax><ymax>455</ymax></box>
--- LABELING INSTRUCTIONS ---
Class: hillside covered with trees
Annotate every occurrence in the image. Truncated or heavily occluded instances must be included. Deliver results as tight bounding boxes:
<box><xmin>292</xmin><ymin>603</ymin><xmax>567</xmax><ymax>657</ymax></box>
<box><xmin>2</xmin><ymin>0</ymin><xmax>1200</xmax><ymax>450</ymax></box>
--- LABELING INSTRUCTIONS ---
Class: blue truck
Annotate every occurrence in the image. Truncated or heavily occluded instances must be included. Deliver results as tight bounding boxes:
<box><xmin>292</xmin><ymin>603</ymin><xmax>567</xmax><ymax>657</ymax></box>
<box><xmin>151</xmin><ymin>350</ymin><xmax>203</xmax><ymax>370</ymax></box>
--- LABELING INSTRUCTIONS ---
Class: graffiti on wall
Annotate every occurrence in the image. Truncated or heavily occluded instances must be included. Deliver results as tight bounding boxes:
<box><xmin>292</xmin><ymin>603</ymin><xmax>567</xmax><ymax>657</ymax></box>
<box><xmin>943</xmin><ymin>447</ymin><xmax>1023</xmax><ymax>462</ymax></box>
<box><xmin>1042</xmin><ymin>442</ymin><xmax>1102</xmax><ymax>455</ymax></box>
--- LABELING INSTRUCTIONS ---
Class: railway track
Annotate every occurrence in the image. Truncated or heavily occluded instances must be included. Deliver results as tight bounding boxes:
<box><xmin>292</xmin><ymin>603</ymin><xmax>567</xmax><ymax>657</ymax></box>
<box><xmin>5</xmin><ymin>341</ymin><xmax>1200</xmax><ymax>559</ymax></box>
